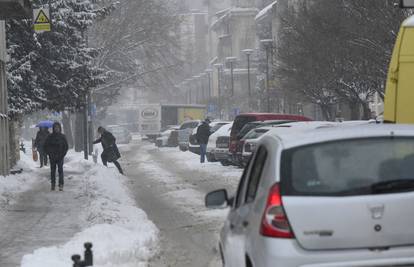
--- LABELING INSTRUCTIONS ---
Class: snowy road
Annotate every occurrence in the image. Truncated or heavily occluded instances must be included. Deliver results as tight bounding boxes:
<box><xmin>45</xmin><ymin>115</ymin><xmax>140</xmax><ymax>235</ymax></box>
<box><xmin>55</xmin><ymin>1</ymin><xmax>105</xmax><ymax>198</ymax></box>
<box><xmin>123</xmin><ymin>141</ymin><xmax>242</xmax><ymax>267</ymax></box>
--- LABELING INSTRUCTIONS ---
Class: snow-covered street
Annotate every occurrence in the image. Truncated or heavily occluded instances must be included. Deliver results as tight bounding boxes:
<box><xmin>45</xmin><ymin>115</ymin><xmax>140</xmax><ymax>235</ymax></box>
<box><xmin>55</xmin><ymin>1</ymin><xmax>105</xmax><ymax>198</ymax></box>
<box><xmin>124</xmin><ymin>141</ymin><xmax>242</xmax><ymax>267</ymax></box>
<box><xmin>0</xmin><ymin>139</ymin><xmax>242</xmax><ymax>267</ymax></box>
<box><xmin>0</xmin><ymin>145</ymin><xmax>158</xmax><ymax>267</ymax></box>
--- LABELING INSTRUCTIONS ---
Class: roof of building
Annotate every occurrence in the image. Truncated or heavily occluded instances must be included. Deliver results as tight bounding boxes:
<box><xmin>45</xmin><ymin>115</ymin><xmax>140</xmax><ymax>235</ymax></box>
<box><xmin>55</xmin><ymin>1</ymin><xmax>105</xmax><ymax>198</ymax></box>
<box><xmin>255</xmin><ymin>0</ymin><xmax>277</xmax><ymax>22</ymax></box>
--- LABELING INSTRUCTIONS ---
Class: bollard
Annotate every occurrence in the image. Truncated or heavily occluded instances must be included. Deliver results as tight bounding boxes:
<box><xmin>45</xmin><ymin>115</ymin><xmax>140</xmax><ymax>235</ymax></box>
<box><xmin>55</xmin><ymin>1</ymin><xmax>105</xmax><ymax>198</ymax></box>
<box><xmin>71</xmin><ymin>254</ymin><xmax>82</xmax><ymax>267</ymax></box>
<box><xmin>84</xmin><ymin>242</ymin><xmax>93</xmax><ymax>266</ymax></box>
<box><xmin>71</xmin><ymin>242</ymin><xmax>93</xmax><ymax>267</ymax></box>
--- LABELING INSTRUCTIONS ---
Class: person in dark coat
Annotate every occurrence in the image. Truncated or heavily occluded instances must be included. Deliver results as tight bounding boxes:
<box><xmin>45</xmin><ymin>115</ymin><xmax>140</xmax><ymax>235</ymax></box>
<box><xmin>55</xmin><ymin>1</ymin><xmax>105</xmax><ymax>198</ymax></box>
<box><xmin>93</xmin><ymin>126</ymin><xmax>123</xmax><ymax>174</ymax></box>
<box><xmin>196</xmin><ymin>118</ymin><xmax>211</xmax><ymax>163</ymax></box>
<box><xmin>34</xmin><ymin>127</ymin><xmax>50</xmax><ymax>168</ymax></box>
<box><xmin>43</xmin><ymin>122</ymin><xmax>69</xmax><ymax>191</ymax></box>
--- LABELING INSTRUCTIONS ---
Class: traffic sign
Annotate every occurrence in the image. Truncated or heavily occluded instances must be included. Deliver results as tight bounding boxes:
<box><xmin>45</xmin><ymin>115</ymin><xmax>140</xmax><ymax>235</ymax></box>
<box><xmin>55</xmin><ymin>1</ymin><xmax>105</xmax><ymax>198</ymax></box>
<box><xmin>33</xmin><ymin>8</ymin><xmax>51</xmax><ymax>32</ymax></box>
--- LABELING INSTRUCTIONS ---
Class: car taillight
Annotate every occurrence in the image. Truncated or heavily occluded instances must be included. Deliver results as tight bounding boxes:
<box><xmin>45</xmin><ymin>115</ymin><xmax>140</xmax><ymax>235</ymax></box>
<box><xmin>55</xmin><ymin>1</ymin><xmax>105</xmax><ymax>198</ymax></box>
<box><xmin>260</xmin><ymin>183</ymin><xmax>294</xmax><ymax>239</ymax></box>
<box><xmin>229</xmin><ymin>140</ymin><xmax>238</xmax><ymax>152</ymax></box>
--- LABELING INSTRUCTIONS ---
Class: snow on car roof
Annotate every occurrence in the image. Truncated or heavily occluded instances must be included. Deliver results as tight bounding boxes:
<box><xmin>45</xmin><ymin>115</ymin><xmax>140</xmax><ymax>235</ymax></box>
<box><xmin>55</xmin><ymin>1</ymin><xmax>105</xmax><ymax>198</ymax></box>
<box><xmin>403</xmin><ymin>15</ymin><xmax>414</xmax><ymax>27</ymax></box>
<box><xmin>265</xmin><ymin>123</ymin><xmax>414</xmax><ymax>149</ymax></box>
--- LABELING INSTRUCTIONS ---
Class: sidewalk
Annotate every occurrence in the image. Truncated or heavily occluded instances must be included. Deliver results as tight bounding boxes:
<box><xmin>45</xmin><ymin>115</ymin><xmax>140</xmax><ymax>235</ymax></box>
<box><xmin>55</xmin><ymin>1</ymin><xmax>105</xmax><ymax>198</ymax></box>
<box><xmin>0</xmin><ymin>149</ymin><xmax>158</xmax><ymax>267</ymax></box>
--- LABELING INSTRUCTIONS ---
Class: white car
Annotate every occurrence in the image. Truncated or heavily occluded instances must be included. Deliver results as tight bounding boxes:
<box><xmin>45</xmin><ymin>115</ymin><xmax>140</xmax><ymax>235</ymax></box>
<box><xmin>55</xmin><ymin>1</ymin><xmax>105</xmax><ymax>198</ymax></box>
<box><xmin>155</xmin><ymin>127</ymin><xmax>179</xmax><ymax>147</ymax></box>
<box><xmin>177</xmin><ymin>120</ymin><xmax>200</xmax><ymax>151</ymax></box>
<box><xmin>189</xmin><ymin>121</ymin><xmax>231</xmax><ymax>155</ymax></box>
<box><xmin>207</xmin><ymin>122</ymin><xmax>233</xmax><ymax>163</ymax></box>
<box><xmin>206</xmin><ymin>123</ymin><xmax>414</xmax><ymax>267</ymax></box>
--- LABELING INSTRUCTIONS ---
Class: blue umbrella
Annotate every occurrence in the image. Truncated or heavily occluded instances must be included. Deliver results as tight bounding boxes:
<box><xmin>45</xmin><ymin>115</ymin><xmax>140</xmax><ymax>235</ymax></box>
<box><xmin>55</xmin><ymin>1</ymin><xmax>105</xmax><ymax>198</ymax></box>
<box><xmin>36</xmin><ymin>120</ymin><xmax>54</xmax><ymax>128</ymax></box>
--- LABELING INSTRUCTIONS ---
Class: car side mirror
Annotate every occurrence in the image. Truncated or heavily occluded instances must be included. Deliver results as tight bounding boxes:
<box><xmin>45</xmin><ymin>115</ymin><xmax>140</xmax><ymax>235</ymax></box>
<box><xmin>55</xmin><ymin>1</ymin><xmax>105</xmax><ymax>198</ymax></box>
<box><xmin>205</xmin><ymin>189</ymin><xmax>230</xmax><ymax>208</ymax></box>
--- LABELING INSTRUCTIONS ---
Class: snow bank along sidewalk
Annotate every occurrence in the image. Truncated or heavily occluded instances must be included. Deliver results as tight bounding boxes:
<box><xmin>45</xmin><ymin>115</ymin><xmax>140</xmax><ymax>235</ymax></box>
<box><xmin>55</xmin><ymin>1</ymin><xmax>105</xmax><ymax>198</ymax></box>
<box><xmin>1</xmin><ymin>150</ymin><xmax>158</xmax><ymax>267</ymax></box>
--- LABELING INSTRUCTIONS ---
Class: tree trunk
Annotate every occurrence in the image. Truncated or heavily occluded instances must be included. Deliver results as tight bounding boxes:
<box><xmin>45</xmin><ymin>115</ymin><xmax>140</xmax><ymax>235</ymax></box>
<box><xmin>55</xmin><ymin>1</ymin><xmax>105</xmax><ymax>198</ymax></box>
<box><xmin>361</xmin><ymin>102</ymin><xmax>372</xmax><ymax>120</ymax></box>
<box><xmin>74</xmin><ymin>111</ymin><xmax>84</xmax><ymax>152</ymax></box>
<box><xmin>320</xmin><ymin>104</ymin><xmax>333</xmax><ymax>121</ymax></box>
<box><xmin>62</xmin><ymin>111</ymin><xmax>74</xmax><ymax>149</ymax></box>
<box><xmin>349</xmin><ymin>101</ymin><xmax>361</xmax><ymax>120</ymax></box>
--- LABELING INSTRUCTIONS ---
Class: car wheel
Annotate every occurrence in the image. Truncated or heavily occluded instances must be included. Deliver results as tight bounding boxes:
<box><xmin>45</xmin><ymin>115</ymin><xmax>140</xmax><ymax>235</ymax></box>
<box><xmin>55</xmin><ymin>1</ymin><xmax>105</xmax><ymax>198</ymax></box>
<box><xmin>220</xmin><ymin>160</ymin><xmax>230</xmax><ymax>166</ymax></box>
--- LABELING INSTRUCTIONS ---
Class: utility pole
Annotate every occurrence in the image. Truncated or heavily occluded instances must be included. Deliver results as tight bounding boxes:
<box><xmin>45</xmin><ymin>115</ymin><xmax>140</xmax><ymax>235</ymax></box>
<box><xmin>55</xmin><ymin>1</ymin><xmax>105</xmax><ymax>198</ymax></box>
<box><xmin>214</xmin><ymin>63</ymin><xmax>223</xmax><ymax>119</ymax></box>
<box><xmin>242</xmin><ymin>49</ymin><xmax>253</xmax><ymax>111</ymax></box>
<box><xmin>261</xmin><ymin>39</ymin><xmax>273</xmax><ymax>113</ymax></box>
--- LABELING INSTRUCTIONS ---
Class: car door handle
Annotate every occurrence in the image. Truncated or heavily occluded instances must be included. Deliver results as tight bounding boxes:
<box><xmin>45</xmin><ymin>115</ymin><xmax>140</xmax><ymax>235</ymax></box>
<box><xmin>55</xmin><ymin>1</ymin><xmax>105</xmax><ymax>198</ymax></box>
<box><xmin>242</xmin><ymin>221</ymin><xmax>249</xmax><ymax>228</ymax></box>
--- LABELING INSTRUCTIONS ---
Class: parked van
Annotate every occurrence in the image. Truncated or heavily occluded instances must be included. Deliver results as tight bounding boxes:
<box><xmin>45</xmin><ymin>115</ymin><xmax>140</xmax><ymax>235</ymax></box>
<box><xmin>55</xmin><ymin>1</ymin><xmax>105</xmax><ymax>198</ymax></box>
<box><xmin>229</xmin><ymin>113</ymin><xmax>312</xmax><ymax>164</ymax></box>
<box><xmin>384</xmin><ymin>14</ymin><xmax>414</xmax><ymax>123</ymax></box>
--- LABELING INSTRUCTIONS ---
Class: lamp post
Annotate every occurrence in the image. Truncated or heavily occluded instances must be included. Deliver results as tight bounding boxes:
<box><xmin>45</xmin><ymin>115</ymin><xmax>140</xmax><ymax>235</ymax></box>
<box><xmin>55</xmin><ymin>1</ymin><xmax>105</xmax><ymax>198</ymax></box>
<box><xmin>226</xmin><ymin>57</ymin><xmax>237</xmax><ymax>97</ymax></box>
<box><xmin>242</xmin><ymin>49</ymin><xmax>254</xmax><ymax>110</ymax></box>
<box><xmin>184</xmin><ymin>78</ymin><xmax>192</xmax><ymax>104</ymax></box>
<box><xmin>205</xmin><ymin>68</ymin><xmax>213</xmax><ymax>101</ymax></box>
<box><xmin>261</xmin><ymin>39</ymin><xmax>273</xmax><ymax>113</ymax></box>
<box><xmin>213</xmin><ymin>63</ymin><xmax>224</xmax><ymax>119</ymax></box>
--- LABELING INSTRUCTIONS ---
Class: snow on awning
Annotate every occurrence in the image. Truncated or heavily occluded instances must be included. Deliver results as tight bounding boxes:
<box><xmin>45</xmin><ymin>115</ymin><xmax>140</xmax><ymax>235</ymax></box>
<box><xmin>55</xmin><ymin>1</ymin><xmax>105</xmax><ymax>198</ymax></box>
<box><xmin>255</xmin><ymin>1</ymin><xmax>277</xmax><ymax>22</ymax></box>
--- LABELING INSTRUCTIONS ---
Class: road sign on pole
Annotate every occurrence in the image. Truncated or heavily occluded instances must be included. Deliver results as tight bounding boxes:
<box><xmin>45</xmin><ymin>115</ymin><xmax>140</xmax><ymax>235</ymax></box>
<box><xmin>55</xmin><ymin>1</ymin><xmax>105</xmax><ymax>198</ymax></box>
<box><xmin>33</xmin><ymin>8</ymin><xmax>51</xmax><ymax>32</ymax></box>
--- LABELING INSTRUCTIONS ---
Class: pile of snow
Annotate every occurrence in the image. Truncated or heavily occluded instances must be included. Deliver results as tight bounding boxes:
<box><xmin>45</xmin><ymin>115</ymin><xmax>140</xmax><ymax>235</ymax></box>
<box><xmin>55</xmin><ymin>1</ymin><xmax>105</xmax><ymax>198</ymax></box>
<box><xmin>0</xmin><ymin>148</ymin><xmax>40</xmax><ymax>211</ymax></box>
<box><xmin>20</xmin><ymin>151</ymin><xmax>159</xmax><ymax>267</ymax></box>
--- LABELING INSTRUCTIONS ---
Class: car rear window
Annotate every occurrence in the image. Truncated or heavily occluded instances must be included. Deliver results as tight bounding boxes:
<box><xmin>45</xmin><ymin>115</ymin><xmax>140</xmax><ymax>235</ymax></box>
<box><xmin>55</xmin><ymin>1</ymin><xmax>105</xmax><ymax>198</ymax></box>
<box><xmin>232</xmin><ymin>116</ymin><xmax>255</xmax><ymax>136</ymax></box>
<box><xmin>281</xmin><ymin>137</ymin><xmax>414</xmax><ymax>196</ymax></box>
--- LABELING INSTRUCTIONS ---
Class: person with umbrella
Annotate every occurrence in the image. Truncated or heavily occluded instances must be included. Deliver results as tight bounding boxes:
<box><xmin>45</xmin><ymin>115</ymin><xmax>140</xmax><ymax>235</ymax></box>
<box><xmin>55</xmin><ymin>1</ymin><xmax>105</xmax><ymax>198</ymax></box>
<box><xmin>93</xmin><ymin>126</ymin><xmax>123</xmax><ymax>174</ymax></box>
<box><xmin>34</xmin><ymin>126</ymin><xmax>50</xmax><ymax>168</ymax></box>
<box><xmin>44</xmin><ymin>122</ymin><xmax>69</xmax><ymax>191</ymax></box>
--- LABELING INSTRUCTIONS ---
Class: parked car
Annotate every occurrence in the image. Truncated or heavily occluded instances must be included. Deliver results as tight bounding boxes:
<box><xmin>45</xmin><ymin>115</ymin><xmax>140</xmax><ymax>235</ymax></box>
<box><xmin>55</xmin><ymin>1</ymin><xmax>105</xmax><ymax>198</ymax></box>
<box><xmin>206</xmin><ymin>123</ymin><xmax>414</xmax><ymax>267</ymax></box>
<box><xmin>106</xmin><ymin>125</ymin><xmax>132</xmax><ymax>144</ymax></box>
<box><xmin>188</xmin><ymin>121</ymin><xmax>230</xmax><ymax>155</ymax></box>
<box><xmin>229</xmin><ymin>114</ymin><xmax>312</xmax><ymax>164</ymax></box>
<box><xmin>155</xmin><ymin>126</ymin><xmax>179</xmax><ymax>147</ymax></box>
<box><xmin>232</xmin><ymin>120</ymin><xmax>296</xmax><ymax>166</ymax></box>
<box><xmin>240</xmin><ymin>121</ymin><xmax>337</xmax><ymax>166</ymax></box>
<box><xmin>177</xmin><ymin>120</ymin><xmax>200</xmax><ymax>151</ymax></box>
<box><xmin>207</xmin><ymin>122</ymin><xmax>233</xmax><ymax>162</ymax></box>
<box><xmin>240</xmin><ymin>127</ymin><xmax>272</xmax><ymax>166</ymax></box>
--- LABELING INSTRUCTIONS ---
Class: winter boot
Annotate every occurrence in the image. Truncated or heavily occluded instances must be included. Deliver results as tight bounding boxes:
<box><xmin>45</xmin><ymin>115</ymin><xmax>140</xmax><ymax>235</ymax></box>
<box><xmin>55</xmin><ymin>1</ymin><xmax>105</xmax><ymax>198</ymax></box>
<box><xmin>51</xmin><ymin>184</ymin><xmax>55</xmax><ymax>191</ymax></box>
<box><xmin>59</xmin><ymin>185</ymin><xmax>63</xmax><ymax>191</ymax></box>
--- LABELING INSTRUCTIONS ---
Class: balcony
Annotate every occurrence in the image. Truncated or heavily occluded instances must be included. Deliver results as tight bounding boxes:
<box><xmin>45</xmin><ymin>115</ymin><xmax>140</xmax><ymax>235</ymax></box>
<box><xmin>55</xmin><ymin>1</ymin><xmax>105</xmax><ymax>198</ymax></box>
<box><xmin>0</xmin><ymin>0</ymin><xmax>32</xmax><ymax>19</ymax></box>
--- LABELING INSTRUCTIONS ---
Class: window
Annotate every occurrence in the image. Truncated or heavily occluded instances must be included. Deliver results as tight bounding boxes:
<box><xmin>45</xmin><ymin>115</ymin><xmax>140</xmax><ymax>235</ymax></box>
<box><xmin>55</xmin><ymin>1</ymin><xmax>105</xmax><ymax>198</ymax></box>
<box><xmin>234</xmin><ymin>165</ymin><xmax>249</xmax><ymax>209</ymax></box>
<box><xmin>281</xmin><ymin>137</ymin><xmax>414</xmax><ymax>196</ymax></box>
<box><xmin>245</xmin><ymin>146</ymin><xmax>268</xmax><ymax>203</ymax></box>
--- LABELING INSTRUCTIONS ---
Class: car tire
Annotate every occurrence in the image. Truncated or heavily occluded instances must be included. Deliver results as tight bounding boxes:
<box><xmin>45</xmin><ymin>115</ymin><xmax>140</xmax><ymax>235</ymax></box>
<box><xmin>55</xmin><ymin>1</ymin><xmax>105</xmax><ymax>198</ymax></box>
<box><xmin>220</xmin><ymin>160</ymin><xmax>231</xmax><ymax>166</ymax></box>
<box><xmin>179</xmin><ymin>145</ymin><xmax>187</xmax><ymax>152</ymax></box>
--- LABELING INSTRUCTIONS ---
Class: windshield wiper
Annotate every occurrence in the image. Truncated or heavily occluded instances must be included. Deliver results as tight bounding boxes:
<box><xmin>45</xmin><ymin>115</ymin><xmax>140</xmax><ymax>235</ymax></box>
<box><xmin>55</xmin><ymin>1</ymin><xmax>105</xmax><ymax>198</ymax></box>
<box><xmin>371</xmin><ymin>179</ymin><xmax>414</xmax><ymax>194</ymax></box>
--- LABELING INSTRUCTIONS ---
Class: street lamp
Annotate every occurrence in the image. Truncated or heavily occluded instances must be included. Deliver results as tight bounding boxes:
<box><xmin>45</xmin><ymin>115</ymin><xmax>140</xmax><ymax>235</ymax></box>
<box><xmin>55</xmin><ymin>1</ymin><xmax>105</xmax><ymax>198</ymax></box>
<box><xmin>205</xmin><ymin>68</ymin><xmax>213</xmax><ymax>101</ymax></box>
<box><xmin>261</xmin><ymin>39</ymin><xmax>273</xmax><ymax>113</ymax></box>
<box><xmin>213</xmin><ymin>63</ymin><xmax>224</xmax><ymax>119</ymax></box>
<box><xmin>242</xmin><ymin>49</ymin><xmax>254</xmax><ymax>110</ymax></box>
<box><xmin>226</xmin><ymin>57</ymin><xmax>237</xmax><ymax>97</ymax></box>
<box><xmin>184</xmin><ymin>78</ymin><xmax>192</xmax><ymax>104</ymax></box>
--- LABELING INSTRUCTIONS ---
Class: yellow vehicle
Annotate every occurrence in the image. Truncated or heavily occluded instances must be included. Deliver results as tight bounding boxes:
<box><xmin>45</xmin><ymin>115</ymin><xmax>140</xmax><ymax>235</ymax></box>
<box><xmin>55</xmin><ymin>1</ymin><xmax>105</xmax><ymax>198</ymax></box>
<box><xmin>384</xmin><ymin>11</ymin><xmax>414</xmax><ymax>123</ymax></box>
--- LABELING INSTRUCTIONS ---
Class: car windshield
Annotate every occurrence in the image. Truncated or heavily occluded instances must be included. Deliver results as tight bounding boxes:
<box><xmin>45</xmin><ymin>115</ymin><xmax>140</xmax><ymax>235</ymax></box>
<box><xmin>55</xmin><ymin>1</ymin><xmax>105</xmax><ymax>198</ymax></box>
<box><xmin>238</xmin><ymin>123</ymin><xmax>261</xmax><ymax>138</ymax></box>
<box><xmin>243</xmin><ymin>128</ymin><xmax>269</xmax><ymax>140</ymax></box>
<box><xmin>281</xmin><ymin>137</ymin><xmax>414</xmax><ymax>196</ymax></box>
<box><xmin>211</xmin><ymin>123</ymin><xmax>227</xmax><ymax>133</ymax></box>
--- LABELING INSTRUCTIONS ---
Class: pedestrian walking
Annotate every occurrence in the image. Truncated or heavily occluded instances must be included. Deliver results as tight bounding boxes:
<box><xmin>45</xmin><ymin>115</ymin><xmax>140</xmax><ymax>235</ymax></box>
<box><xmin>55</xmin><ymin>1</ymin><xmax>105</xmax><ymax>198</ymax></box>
<box><xmin>44</xmin><ymin>122</ymin><xmax>69</xmax><ymax>191</ymax></box>
<box><xmin>93</xmin><ymin>127</ymin><xmax>124</xmax><ymax>174</ymax></box>
<box><xmin>196</xmin><ymin>118</ymin><xmax>211</xmax><ymax>163</ymax></box>
<box><xmin>34</xmin><ymin>127</ymin><xmax>50</xmax><ymax>168</ymax></box>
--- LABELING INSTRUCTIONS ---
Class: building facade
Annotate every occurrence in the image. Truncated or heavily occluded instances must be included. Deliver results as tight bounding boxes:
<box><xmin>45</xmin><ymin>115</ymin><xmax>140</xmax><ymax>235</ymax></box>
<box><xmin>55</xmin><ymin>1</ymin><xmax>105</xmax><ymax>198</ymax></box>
<box><xmin>0</xmin><ymin>20</ymin><xmax>10</xmax><ymax>176</ymax></box>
